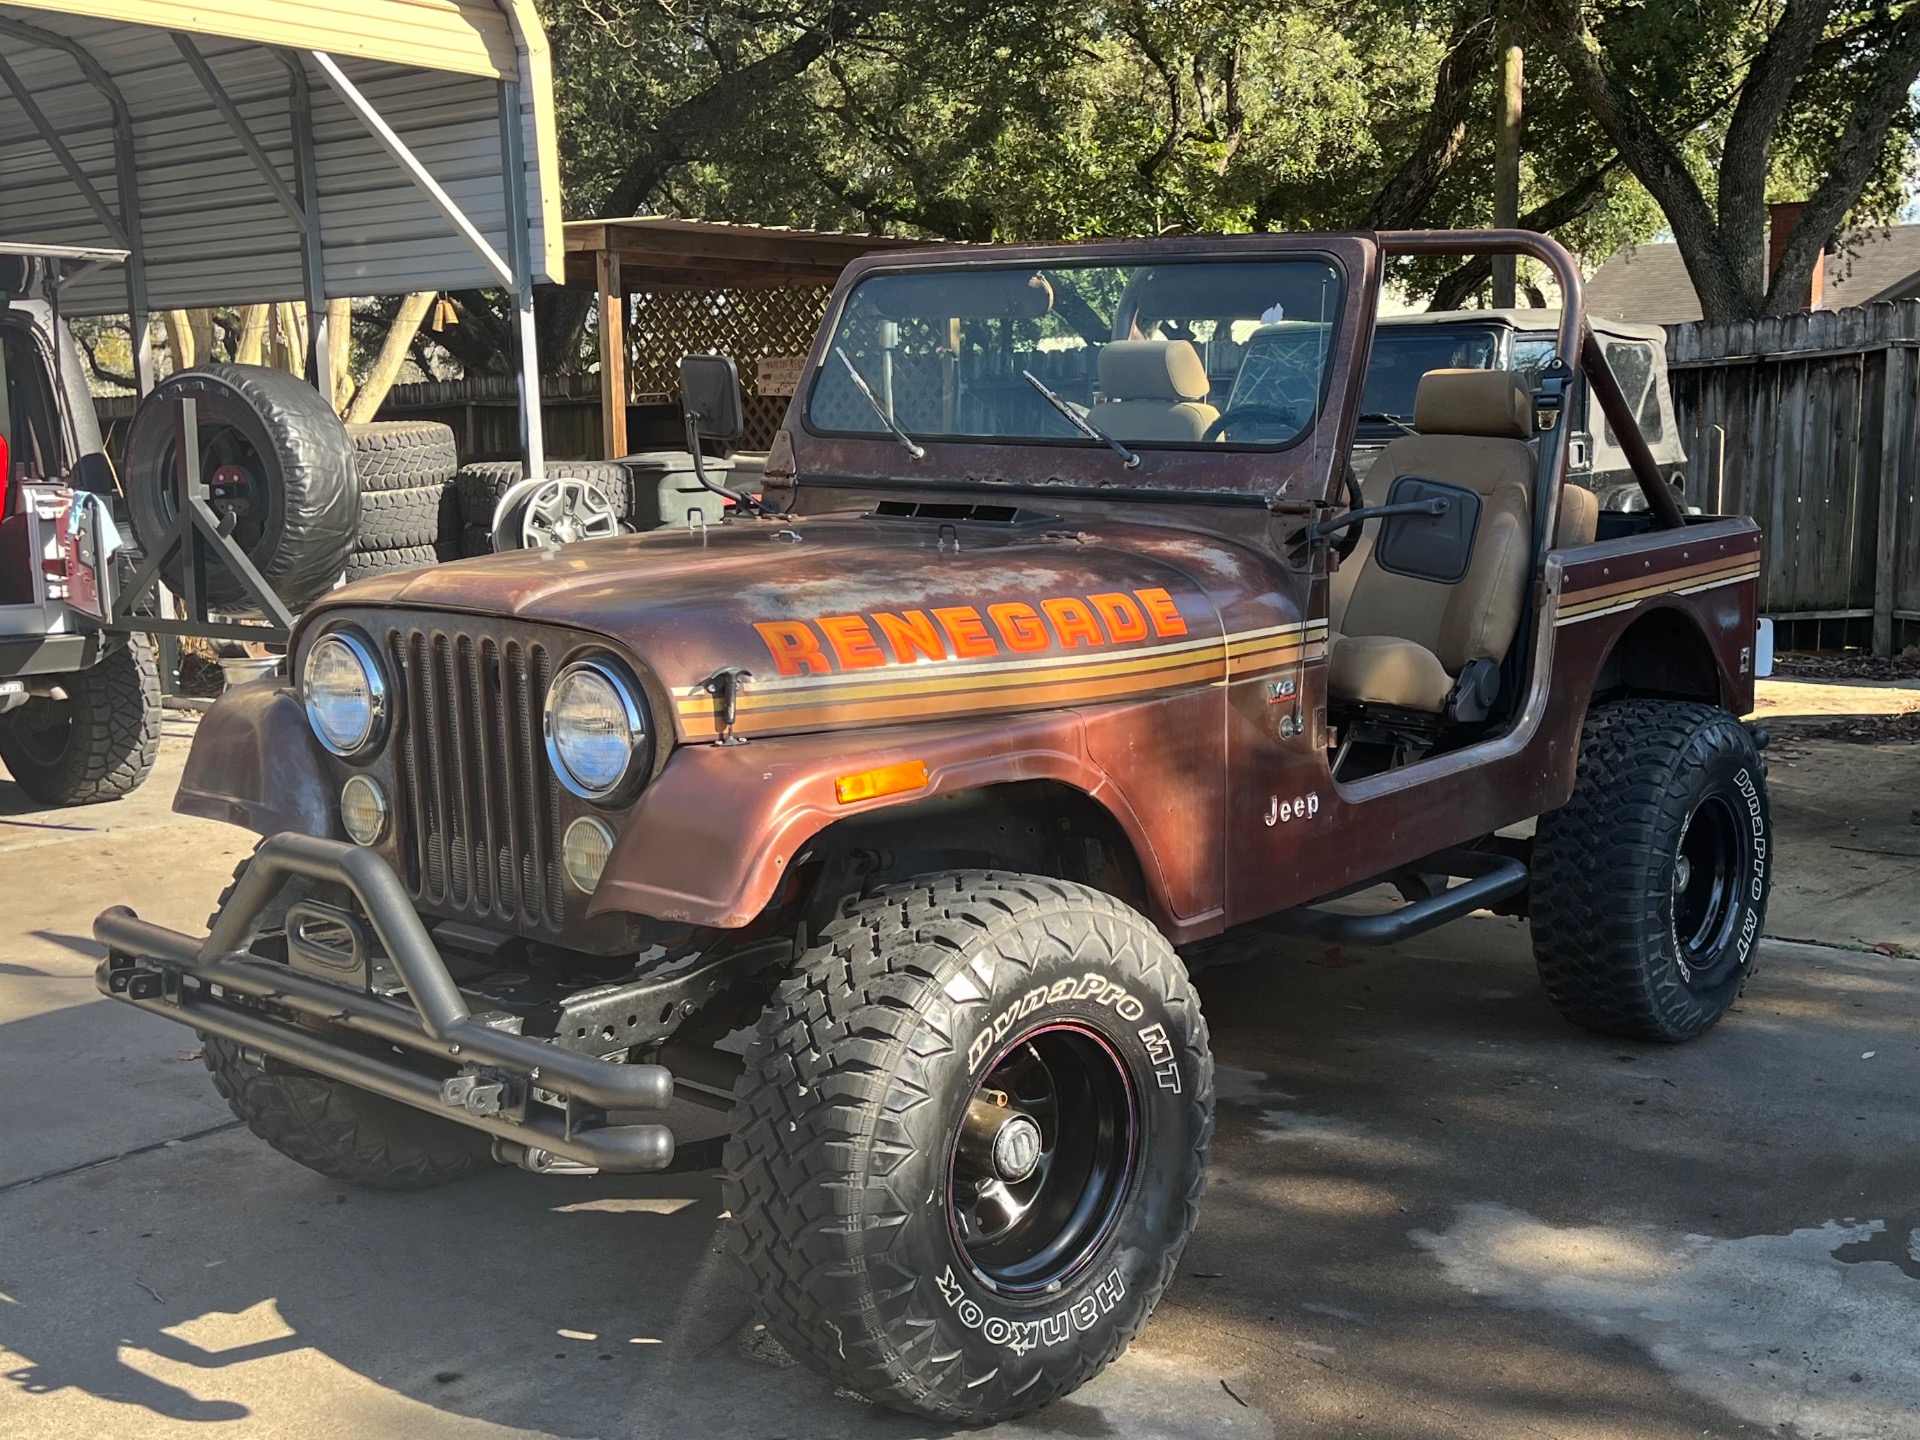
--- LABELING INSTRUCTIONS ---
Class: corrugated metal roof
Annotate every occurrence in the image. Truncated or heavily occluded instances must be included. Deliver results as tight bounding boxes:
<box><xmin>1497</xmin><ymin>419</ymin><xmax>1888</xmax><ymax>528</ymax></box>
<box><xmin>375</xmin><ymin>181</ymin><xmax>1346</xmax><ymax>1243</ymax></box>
<box><xmin>0</xmin><ymin>1</ymin><xmax>562</xmax><ymax>311</ymax></box>
<box><xmin>6</xmin><ymin>0</ymin><xmax>525</xmax><ymax>83</ymax></box>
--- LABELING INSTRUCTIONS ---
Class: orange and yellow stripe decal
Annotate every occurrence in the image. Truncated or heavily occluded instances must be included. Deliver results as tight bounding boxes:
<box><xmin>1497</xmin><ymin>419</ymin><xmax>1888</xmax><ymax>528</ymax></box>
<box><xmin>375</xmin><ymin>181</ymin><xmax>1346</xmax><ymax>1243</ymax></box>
<box><xmin>1554</xmin><ymin>554</ymin><xmax>1760</xmax><ymax>627</ymax></box>
<box><xmin>675</xmin><ymin>619</ymin><xmax>1329</xmax><ymax>739</ymax></box>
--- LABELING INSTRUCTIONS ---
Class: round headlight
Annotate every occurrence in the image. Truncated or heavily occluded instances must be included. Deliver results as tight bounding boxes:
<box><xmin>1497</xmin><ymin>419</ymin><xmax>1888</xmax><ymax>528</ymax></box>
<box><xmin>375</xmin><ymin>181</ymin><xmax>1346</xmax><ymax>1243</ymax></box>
<box><xmin>303</xmin><ymin>632</ymin><xmax>385</xmax><ymax>757</ymax></box>
<box><xmin>544</xmin><ymin>657</ymin><xmax>648</xmax><ymax>801</ymax></box>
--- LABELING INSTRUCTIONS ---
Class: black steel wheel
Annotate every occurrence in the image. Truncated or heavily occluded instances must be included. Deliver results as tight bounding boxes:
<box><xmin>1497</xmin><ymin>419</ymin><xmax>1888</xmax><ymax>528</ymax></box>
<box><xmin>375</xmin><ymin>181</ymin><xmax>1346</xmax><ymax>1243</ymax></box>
<box><xmin>1532</xmin><ymin>699</ymin><xmax>1772</xmax><ymax>1042</ymax></box>
<box><xmin>949</xmin><ymin>1023</ymin><xmax>1138</xmax><ymax>1294</ymax></box>
<box><xmin>725</xmin><ymin>871</ymin><xmax>1212</xmax><ymax>1424</ymax></box>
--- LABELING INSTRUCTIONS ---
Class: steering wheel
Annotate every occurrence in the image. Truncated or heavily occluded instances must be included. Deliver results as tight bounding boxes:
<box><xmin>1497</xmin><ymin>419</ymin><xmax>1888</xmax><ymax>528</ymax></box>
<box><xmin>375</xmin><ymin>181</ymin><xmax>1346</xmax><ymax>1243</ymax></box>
<box><xmin>1203</xmin><ymin>402</ymin><xmax>1303</xmax><ymax>444</ymax></box>
<box><xmin>1333</xmin><ymin>466</ymin><xmax>1366</xmax><ymax>562</ymax></box>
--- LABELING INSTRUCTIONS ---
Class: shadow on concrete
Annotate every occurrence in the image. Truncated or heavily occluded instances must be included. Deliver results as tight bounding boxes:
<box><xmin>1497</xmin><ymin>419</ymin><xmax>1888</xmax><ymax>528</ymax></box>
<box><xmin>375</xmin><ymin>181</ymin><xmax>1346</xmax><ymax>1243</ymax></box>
<box><xmin>0</xmin><ymin>917</ymin><xmax>1916</xmax><ymax>1438</ymax></box>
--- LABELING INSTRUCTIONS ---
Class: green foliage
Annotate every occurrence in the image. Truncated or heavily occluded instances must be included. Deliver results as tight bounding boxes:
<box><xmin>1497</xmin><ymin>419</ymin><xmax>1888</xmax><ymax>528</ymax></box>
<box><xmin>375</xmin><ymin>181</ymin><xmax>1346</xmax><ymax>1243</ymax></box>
<box><xmin>532</xmin><ymin>0</ymin><xmax>1918</xmax><ymax>319</ymax></box>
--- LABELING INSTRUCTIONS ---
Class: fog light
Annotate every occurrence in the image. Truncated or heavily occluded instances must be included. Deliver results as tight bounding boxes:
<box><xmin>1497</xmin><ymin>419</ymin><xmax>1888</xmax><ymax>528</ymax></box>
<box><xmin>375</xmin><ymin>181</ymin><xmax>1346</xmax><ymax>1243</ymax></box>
<box><xmin>340</xmin><ymin>775</ymin><xmax>388</xmax><ymax>846</ymax></box>
<box><xmin>562</xmin><ymin>816</ymin><xmax>616</xmax><ymax>892</ymax></box>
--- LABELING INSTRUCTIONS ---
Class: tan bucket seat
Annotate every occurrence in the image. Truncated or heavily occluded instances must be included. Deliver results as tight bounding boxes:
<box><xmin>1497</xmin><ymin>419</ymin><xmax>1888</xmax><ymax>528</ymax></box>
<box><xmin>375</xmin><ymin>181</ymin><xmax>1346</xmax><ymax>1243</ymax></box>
<box><xmin>1094</xmin><ymin>340</ymin><xmax>1219</xmax><ymax>443</ymax></box>
<box><xmin>1328</xmin><ymin>369</ymin><xmax>1549</xmax><ymax>715</ymax></box>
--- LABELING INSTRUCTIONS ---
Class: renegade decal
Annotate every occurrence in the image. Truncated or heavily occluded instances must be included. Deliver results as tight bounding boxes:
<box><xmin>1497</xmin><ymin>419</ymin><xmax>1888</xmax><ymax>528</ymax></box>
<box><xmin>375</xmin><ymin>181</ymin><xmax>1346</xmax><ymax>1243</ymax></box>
<box><xmin>673</xmin><ymin>617</ymin><xmax>1331</xmax><ymax>741</ymax></box>
<box><xmin>753</xmin><ymin>586</ymin><xmax>1190</xmax><ymax>677</ymax></box>
<box><xmin>935</xmin><ymin>1264</ymin><xmax>1126</xmax><ymax>1353</ymax></box>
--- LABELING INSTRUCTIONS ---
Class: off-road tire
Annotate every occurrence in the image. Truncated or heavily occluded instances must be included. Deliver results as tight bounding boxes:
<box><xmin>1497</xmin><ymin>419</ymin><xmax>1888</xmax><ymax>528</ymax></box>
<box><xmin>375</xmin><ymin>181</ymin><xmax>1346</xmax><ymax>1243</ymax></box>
<box><xmin>723</xmin><ymin>872</ymin><xmax>1212</xmax><ymax>1424</ymax></box>
<box><xmin>343</xmin><ymin>543</ymin><xmax>440</xmax><ymax>582</ymax></box>
<box><xmin>454</xmin><ymin>460</ymin><xmax>631</xmax><ymax>526</ymax></box>
<box><xmin>353</xmin><ymin>483</ymin><xmax>447</xmax><ymax>549</ymax></box>
<box><xmin>123</xmin><ymin>364</ymin><xmax>357</xmax><ymax>610</ymax></box>
<box><xmin>346</xmin><ymin>420</ymin><xmax>457</xmax><ymax>492</ymax></box>
<box><xmin>1531</xmin><ymin>700</ymin><xmax>1772</xmax><ymax>1043</ymax></box>
<box><xmin>197</xmin><ymin>858</ymin><xmax>494</xmax><ymax>1190</ymax></box>
<box><xmin>458</xmin><ymin>522</ymin><xmax>493</xmax><ymax>558</ymax></box>
<box><xmin>0</xmin><ymin>634</ymin><xmax>160</xmax><ymax>805</ymax></box>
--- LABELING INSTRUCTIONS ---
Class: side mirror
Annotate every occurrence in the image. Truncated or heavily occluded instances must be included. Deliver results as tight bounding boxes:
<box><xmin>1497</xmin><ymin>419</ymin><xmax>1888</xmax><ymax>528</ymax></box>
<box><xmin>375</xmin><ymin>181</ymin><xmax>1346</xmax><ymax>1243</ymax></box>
<box><xmin>678</xmin><ymin>354</ymin><xmax>745</xmax><ymax>444</ymax></box>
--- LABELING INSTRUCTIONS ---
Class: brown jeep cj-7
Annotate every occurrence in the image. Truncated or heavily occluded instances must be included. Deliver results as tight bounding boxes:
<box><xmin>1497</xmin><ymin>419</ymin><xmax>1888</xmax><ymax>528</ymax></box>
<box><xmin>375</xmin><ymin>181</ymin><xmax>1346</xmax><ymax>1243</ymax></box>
<box><xmin>96</xmin><ymin>229</ymin><xmax>1772</xmax><ymax>1424</ymax></box>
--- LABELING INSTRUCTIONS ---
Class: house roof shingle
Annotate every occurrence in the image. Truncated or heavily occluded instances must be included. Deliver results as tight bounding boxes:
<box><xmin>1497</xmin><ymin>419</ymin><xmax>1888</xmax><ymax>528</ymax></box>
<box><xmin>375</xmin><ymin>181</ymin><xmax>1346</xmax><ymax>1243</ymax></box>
<box><xmin>1585</xmin><ymin>225</ymin><xmax>1920</xmax><ymax>326</ymax></box>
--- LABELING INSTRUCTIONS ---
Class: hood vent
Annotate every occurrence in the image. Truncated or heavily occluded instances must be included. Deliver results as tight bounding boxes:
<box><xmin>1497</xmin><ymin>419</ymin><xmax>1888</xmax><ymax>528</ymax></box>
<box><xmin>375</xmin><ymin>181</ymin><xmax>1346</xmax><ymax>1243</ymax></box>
<box><xmin>870</xmin><ymin>500</ymin><xmax>1056</xmax><ymax>525</ymax></box>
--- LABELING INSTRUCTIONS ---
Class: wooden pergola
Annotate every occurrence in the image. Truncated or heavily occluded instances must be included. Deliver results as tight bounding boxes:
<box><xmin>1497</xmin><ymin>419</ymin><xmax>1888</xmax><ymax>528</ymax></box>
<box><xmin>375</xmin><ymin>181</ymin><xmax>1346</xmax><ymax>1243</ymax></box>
<box><xmin>565</xmin><ymin>217</ymin><xmax>934</xmax><ymax>458</ymax></box>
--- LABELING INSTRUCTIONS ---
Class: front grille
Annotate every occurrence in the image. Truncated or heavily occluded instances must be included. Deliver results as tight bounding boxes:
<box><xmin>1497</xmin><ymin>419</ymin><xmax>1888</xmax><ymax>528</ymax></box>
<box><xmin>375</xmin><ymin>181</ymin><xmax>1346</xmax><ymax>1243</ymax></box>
<box><xmin>385</xmin><ymin>623</ymin><xmax>565</xmax><ymax>934</ymax></box>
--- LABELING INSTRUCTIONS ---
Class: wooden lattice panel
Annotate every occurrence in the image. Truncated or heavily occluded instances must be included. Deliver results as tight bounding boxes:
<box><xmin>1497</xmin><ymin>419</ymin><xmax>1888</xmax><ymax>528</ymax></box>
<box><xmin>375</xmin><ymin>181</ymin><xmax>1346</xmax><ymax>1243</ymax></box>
<box><xmin>626</xmin><ymin>286</ymin><xmax>833</xmax><ymax>450</ymax></box>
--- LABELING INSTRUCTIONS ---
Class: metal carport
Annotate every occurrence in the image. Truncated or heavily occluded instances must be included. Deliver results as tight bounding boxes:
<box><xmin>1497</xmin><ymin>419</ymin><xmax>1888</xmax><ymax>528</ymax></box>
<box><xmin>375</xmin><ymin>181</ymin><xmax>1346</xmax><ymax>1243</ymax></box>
<box><xmin>0</xmin><ymin>0</ymin><xmax>561</xmax><ymax>471</ymax></box>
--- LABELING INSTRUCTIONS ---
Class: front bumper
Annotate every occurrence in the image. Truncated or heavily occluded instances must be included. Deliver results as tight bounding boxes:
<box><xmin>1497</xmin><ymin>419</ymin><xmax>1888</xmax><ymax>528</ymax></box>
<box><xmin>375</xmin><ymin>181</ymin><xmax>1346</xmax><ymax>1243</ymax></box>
<box><xmin>94</xmin><ymin>833</ymin><xmax>678</xmax><ymax>1173</ymax></box>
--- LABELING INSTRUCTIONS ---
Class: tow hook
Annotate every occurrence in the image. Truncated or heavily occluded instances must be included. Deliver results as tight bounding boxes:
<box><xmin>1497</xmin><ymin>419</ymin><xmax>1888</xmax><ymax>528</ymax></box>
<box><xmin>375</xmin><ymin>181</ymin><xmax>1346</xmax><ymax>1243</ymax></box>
<box><xmin>493</xmin><ymin>1138</ymin><xmax>598</xmax><ymax>1176</ymax></box>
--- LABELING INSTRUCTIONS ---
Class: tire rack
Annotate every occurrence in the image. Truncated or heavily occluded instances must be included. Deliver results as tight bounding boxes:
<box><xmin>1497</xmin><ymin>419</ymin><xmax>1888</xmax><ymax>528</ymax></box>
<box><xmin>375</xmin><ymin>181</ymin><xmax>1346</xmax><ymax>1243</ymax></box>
<box><xmin>113</xmin><ymin>393</ymin><xmax>295</xmax><ymax>653</ymax></box>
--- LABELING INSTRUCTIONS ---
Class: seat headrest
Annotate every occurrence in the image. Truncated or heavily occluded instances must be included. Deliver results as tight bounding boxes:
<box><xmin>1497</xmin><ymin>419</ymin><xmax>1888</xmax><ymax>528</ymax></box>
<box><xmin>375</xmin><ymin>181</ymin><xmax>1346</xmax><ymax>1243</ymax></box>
<box><xmin>1100</xmin><ymin>340</ymin><xmax>1210</xmax><ymax>402</ymax></box>
<box><xmin>1413</xmin><ymin>369</ymin><xmax>1534</xmax><ymax>440</ymax></box>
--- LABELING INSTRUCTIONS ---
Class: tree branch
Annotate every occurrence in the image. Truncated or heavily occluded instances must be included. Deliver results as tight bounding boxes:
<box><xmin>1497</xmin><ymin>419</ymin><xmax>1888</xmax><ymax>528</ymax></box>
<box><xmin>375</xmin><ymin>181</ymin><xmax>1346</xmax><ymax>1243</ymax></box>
<box><xmin>1425</xmin><ymin>158</ymin><xmax>1623</xmax><ymax>309</ymax></box>
<box><xmin>1717</xmin><ymin>0</ymin><xmax>1837</xmax><ymax>291</ymax></box>
<box><xmin>1363</xmin><ymin>4</ymin><xmax>1497</xmax><ymax>229</ymax></box>
<box><xmin>1517</xmin><ymin>0</ymin><xmax>1741</xmax><ymax>316</ymax></box>
<box><xmin>1768</xmin><ymin>6</ymin><xmax>1920</xmax><ymax>312</ymax></box>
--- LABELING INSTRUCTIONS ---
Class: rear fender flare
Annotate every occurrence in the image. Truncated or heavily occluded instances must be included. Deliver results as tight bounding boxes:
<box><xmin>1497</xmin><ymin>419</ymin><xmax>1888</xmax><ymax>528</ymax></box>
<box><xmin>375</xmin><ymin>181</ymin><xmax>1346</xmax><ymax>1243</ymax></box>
<box><xmin>589</xmin><ymin>711</ymin><xmax>1176</xmax><ymax>931</ymax></box>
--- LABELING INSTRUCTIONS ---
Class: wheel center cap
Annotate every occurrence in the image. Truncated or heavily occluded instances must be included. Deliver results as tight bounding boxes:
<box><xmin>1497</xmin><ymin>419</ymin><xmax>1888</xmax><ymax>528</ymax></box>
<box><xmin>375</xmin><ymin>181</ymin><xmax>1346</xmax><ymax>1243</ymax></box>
<box><xmin>992</xmin><ymin>1114</ymin><xmax>1043</xmax><ymax>1182</ymax></box>
<box><xmin>1674</xmin><ymin>855</ymin><xmax>1693</xmax><ymax>893</ymax></box>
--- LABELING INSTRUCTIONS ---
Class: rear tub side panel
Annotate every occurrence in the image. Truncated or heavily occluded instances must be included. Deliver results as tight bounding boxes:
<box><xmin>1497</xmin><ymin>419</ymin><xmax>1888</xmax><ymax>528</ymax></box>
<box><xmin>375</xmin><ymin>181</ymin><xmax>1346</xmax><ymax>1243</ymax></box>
<box><xmin>1220</xmin><ymin>517</ymin><xmax>1761</xmax><ymax>923</ymax></box>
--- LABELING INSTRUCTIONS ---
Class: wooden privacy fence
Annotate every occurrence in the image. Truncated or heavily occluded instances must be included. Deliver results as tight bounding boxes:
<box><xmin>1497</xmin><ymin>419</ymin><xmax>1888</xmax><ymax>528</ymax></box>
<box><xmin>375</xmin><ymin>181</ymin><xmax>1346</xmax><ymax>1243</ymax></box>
<box><xmin>1665</xmin><ymin>301</ymin><xmax>1920</xmax><ymax>655</ymax></box>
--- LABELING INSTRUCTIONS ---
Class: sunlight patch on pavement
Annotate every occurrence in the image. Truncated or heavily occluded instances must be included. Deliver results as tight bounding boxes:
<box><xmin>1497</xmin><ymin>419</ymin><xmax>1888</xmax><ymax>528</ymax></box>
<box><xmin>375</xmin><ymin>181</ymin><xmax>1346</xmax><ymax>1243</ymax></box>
<box><xmin>1416</xmin><ymin>1202</ymin><xmax>1920</xmax><ymax>1439</ymax></box>
<box><xmin>550</xmin><ymin>1196</ymin><xmax>696</xmax><ymax>1216</ymax></box>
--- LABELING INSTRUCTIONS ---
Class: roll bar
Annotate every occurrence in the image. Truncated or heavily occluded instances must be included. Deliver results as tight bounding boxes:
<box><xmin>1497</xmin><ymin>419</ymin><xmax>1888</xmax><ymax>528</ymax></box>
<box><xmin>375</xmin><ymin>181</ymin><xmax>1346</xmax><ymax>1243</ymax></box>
<box><xmin>1376</xmin><ymin>229</ymin><xmax>1683</xmax><ymax>530</ymax></box>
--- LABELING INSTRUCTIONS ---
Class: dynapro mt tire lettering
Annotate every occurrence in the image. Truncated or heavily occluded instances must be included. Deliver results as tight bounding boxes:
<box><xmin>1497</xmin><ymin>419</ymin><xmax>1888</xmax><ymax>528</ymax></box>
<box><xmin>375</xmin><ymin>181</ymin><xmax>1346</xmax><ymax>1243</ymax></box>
<box><xmin>723</xmin><ymin>871</ymin><xmax>1212</xmax><ymax>1425</ymax></box>
<box><xmin>1530</xmin><ymin>699</ymin><xmax>1773</xmax><ymax>1043</ymax></box>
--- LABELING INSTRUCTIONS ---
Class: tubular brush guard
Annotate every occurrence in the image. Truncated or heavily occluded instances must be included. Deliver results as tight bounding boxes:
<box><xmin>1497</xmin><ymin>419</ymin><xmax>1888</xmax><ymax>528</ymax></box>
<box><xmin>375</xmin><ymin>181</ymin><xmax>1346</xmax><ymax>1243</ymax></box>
<box><xmin>93</xmin><ymin>832</ymin><xmax>677</xmax><ymax>1172</ymax></box>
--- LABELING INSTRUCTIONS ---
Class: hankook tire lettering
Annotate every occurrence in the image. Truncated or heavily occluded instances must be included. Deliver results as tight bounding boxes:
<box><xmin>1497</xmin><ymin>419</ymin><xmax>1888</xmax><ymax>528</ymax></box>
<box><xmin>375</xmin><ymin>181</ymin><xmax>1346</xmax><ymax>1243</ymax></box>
<box><xmin>934</xmin><ymin>1264</ymin><xmax>1127</xmax><ymax>1354</ymax></box>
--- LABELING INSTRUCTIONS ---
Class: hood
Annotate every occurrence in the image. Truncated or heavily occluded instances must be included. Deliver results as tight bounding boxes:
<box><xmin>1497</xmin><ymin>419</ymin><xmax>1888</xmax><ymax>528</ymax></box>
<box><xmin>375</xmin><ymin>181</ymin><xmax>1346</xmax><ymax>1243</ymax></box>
<box><xmin>307</xmin><ymin>512</ymin><xmax>1236</xmax><ymax>741</ymax></box>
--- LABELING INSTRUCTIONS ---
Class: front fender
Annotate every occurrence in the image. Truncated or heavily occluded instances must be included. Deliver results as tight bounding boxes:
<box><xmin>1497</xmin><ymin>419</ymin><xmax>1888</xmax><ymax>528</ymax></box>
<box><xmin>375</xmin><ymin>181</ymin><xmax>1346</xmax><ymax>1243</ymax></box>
<box><xmin>590</xmin><ymin>711</ymin><xmax>1174</xmax><ymax>931</ymax></box>
<box><xmin>174</xmin><ymin>680</ymin><xmax>337</xmax><ymax>838</ymax></box>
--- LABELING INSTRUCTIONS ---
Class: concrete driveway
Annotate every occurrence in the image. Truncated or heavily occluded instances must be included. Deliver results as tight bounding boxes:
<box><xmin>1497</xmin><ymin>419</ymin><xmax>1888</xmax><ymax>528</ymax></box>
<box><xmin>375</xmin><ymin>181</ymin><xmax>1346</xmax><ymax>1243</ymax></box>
<box><xmin>3</xmin><ymin>692</ymin><xmax>1917</xmax><ymax>1439</ymax></box>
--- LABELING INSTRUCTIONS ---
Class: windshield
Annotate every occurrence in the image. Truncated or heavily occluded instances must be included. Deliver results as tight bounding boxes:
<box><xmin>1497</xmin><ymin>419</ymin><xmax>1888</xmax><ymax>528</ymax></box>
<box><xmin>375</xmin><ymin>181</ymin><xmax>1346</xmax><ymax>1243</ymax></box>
<box><xmin>806</xmin><ymin>257</ymin><xmax>1344</xmax><ymax>457</ymax></box>
<box><xmin>1357</xmin><ymin>326</ymin><xmax>1501</xmax><ymax>422</ymax></box>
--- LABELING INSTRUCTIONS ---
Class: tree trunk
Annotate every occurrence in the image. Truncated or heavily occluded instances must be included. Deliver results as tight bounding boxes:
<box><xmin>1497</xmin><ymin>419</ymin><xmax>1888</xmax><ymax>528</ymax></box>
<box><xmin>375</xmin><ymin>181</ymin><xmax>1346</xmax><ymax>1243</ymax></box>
<box><xmin>345</xmin><ymin>291</ymin><xmax>435</xmax><ymax>424</ymax></box>
<box><xmin>327</xmin><ymin>297</ymin><xmax>356</xmax><ymax>414</ymax></box>
<box><xmin>161</xmin><ymin>310</ymin><xmax>193</xmax><ymax>371</ymax></box>
<box><xmin>234</xmin><ymin>305</ymin><xmax>270</xmax><ymax>366</ymax></box>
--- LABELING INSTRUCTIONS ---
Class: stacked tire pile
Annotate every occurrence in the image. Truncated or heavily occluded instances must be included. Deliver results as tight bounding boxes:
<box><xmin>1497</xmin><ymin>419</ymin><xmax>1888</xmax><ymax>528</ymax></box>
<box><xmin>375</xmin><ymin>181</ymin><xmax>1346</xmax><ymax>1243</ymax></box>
<box><xmin>450</xmin><ymin>459</ymin><xmax>632</xmax><ymax>556</ymax></box>
<box><xmin>343</xmin><ymin>420</ymin><xmax>461</xmax><ymax>581</ymax></box>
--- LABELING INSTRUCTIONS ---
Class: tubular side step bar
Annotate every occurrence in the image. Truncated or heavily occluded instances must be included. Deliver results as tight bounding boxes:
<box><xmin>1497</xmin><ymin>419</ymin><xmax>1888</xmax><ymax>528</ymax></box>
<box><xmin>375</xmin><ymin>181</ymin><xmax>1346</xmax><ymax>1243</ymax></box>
<box><xmin>1265</xmin><ymin>847</ymin><xmax>1529</xmax><ymax>947</ymax></box>
<box><xmin>93</xmin><ymin>832</ymin><xmax>676</xmax><ymax>1173</ymax></box>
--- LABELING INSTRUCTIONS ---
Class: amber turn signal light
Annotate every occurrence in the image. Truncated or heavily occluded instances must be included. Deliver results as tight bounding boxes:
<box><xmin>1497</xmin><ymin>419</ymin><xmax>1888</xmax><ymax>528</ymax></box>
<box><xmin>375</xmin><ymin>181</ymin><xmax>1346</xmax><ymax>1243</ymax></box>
<box><xmin>834</xmin><ymin>759</ymin><xmax>930</xmax><ymax>805</ymax></box>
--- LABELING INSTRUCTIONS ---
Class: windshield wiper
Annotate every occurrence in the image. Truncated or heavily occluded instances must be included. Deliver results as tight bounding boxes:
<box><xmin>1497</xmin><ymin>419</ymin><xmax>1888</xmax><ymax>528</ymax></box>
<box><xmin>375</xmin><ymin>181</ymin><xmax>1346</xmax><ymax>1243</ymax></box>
<box><xmin>1022</xmin><ymin>370</ymin><xmax>1140</xmax><ymax>470</ymax></box>
<box><xmin>1359</xmin><ymin>411</ymin><xmax>1417</xmax><ymax>435</ymax></box>
<box><xmin>835</xmin><ymin>347</ymin><xmax>924</xmax><ymax>460</ymax></box>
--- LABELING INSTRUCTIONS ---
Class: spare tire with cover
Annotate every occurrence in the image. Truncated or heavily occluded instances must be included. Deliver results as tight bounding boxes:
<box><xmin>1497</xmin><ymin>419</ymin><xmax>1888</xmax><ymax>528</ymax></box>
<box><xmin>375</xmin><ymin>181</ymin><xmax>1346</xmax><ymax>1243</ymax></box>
<box><xmin>124</xmin><ymin>365</ymin><xmax>357</xmax><ymax>610</ymax></box>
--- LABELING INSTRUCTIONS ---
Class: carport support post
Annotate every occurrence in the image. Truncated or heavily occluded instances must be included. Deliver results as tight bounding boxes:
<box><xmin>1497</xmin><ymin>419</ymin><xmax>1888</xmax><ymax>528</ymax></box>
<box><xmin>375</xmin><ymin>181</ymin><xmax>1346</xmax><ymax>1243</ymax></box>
<box><xmin>286</xmin><ymin>55</ymin><xmax>331</xmax><ymax>404</ymax></box>
<box><xmin>597</xmin><ymin>247</ymin><xmax>627</xmax><ymax>460</ymax></box>
<box><xmin>499</xmin><ymin>79</ymin><xmax>545</xmax><ymax>478</ymax></box>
